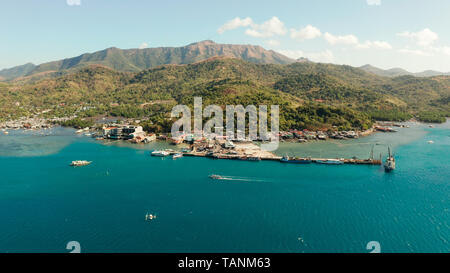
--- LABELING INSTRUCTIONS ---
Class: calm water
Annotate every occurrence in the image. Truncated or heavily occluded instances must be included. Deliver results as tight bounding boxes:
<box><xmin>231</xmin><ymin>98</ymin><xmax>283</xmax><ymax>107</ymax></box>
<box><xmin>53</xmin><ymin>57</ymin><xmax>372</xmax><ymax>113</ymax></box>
<box><xmin>0</xmin><ymin>121</ymin><xmax>448</xmax><ymax>253</ymax></box>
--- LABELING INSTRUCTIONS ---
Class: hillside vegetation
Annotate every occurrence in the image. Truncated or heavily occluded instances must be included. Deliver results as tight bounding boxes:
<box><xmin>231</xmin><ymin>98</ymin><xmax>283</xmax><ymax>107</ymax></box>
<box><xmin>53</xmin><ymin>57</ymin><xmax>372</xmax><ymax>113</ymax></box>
<box><xmin>1</xmin><ymin>58</ymin><xmax>448</xmax><ymax>131</ymax></box>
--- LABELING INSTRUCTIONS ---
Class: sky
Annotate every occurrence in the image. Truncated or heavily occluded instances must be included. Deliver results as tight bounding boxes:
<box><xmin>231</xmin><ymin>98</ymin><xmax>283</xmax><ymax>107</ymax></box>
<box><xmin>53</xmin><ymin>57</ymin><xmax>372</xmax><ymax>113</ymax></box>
<box><xmin>1</xmin><ymin>0</ymin><xmax>450</xmax><ymax>72</ymax></box>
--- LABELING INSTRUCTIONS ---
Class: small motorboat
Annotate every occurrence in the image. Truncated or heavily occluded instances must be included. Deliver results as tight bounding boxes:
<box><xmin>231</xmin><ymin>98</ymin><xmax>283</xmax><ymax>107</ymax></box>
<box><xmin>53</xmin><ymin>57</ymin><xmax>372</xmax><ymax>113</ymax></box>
<box><xmin>209</xmin><ymin>174</ymin><xmax>224</xmax><ymax>180</ymax></box>
<box><xmin>172</xmin><ymin>153</ymin><xmax>183</xmax><ymax>159</ymax></box>
<box><xmin>151</xmin><ymin>150</ymin><xmax>170</xmax><ymax>157</ymax></box>
<box><xmin>70</xmin><ymin>160</ymin><xmax>92</xmax><ymax>167</ymax></box>
<box><xmin>145</xmin><ymin>213</ymin><xmax>157</xmax><ymax>221</ymax></box>
<box><xmin>427</xmin><ymin>140</ymin><xmax>434</xmax><ymax>144</ymax></box>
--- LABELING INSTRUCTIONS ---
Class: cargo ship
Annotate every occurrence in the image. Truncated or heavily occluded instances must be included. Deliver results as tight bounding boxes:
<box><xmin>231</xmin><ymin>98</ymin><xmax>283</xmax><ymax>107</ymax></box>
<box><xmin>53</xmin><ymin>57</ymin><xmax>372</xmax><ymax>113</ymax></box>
<box><xmin>384</xmin><ymin>147</ymin><xmax>396</xmax><ymax>172</ymax></box>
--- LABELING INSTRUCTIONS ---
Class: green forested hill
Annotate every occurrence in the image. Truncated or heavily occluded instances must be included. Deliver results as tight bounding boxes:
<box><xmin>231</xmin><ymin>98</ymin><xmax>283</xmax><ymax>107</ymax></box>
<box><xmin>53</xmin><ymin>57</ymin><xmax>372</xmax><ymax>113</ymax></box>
<box><xmin>0</xmin><ymin>41</ymin><xmax>295</xmax><ymax>81</ymax></box>
<box><xmin>1</xmin><ymin>58</ymin><xmax>448</xmax><ymax>131</ymax></box>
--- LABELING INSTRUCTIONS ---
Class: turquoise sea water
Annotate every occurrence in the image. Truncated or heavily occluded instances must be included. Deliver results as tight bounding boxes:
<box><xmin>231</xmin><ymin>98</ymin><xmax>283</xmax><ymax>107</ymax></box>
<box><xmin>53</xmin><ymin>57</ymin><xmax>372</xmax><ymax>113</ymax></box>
<box><xmin>0</xmin><ymin>121</ymin><xmax>448</xmax><ymax>253</ymax></box>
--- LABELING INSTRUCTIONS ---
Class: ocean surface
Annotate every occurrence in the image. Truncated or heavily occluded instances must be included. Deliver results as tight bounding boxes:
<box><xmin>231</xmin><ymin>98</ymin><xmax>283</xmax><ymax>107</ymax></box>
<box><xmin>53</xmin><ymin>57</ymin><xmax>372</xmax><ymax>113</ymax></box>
<box><xmin>0</xmin><ymin>121</ymin><xmax>448</xmax><ymax>253</ymax></box>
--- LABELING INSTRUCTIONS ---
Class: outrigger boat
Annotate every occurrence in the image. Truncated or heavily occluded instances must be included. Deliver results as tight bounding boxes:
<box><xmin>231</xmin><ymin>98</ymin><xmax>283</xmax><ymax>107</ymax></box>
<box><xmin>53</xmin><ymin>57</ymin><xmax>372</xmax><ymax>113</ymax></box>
<box><xmin>70</xmin><ymin>160</ymin><xmax>92</xmax><ymax>167</ymax></box>
<box><xmin>145</xmin><ymin>213</ymin><xmax>157</xmax><ymax>221</ymax></box>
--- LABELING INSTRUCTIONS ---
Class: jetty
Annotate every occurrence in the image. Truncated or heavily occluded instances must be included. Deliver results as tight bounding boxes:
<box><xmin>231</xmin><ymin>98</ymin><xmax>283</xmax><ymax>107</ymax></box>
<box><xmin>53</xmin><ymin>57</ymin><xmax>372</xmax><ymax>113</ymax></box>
<box><xmin>158</xmin><ymin>139</ymin><xmax>381</xmax><ymax>166</ymax></box>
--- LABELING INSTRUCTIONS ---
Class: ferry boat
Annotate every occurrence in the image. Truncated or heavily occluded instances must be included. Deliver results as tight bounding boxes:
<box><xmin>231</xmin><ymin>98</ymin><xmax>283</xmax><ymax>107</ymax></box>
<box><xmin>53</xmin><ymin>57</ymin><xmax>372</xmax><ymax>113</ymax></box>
<box><xmin>172</xmin><ymin>153</ymin><xmax>183</xmax><ymax>159</ymax></box>
<box><xmin>280</xmin><ymin>156</ymin><xmax>312</xmax><ymax>164</ymax></box>
<box><xmin>70</xmin><ymin>160</ymin><xmax>92</xmax><ymax>167</ymax></box>
<box><xmin>151</xmin><ymin>150</ymin><xmax>170</xmax><ymax>157</ymax></box>
<box><xmin>384</xmin><ymin>147</ymin><xmax>396</xmax><ymax>172</ymax></box>
<box><xmin>316</xmin><ymin>159</ymin><xmax>344</xmax><ymax>165</ymax></box>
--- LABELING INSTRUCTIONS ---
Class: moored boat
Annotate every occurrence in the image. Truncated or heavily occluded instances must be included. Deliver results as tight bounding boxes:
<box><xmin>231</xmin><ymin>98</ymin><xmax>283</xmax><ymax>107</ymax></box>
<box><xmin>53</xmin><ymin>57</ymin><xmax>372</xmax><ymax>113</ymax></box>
<box><xmin>316</xmin><ymin>159</ymin><xmax>344</xmax><ymax>165</ymax></box>
<box><xmin>151</xmin><ymin>150</ymin><xmax>170</xmax><ymax>157</ymax></box>
<box><xmin>172</xmin><ymin>153</ymin><xmax>183</xmax><ymax>159</ymax></box>
<box><xmin>384</xmin><ymin>147</ymin><xmax>396</xmax><ymax>172</ymax></box>
<box><xmin>280</xmin><ymin>156</ymin><xmax>312</xmax><ymax>164</ymax></box>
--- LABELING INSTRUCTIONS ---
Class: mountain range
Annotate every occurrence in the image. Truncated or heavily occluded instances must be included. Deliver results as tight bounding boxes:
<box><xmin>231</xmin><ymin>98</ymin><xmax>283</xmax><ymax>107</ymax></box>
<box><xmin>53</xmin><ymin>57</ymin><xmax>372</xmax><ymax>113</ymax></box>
<box><xmin>359</xmin><ymin>64</ymin><xmax>450</xmax><ymax>78</ymax></box>
<box><xmin>2</xmin><ymin>41</ymin><xmax>449</xmax><ymax>81</ymax></box>
<box><xmin>0</xmin><ymin>41</ymin><xmax>295</xmax><ymax>81</ymax></box>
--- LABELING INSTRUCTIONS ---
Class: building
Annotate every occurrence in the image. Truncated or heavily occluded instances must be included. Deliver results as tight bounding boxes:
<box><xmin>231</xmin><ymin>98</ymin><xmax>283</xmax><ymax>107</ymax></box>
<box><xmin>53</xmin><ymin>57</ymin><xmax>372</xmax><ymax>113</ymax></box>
<box><xmin>105</xmin><ymin>125</ymin><xmax>144</xmax><ymax>140</ymax></box>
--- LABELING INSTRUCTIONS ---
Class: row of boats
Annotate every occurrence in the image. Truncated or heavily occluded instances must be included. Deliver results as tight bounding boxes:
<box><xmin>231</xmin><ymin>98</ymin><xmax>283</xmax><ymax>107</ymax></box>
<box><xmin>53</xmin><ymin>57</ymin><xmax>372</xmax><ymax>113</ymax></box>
<box><xmin>280</xmin><ymin>156</ymin><xmax>344</xmax><ymax>165</ymax></box>
<box><xmin>69</xmin><ymin>148</ymin><xmax>396</xmax><ymax>172</ymax></box>
<box><xmin>282</xmin><ymin>148</ymin><xmax>396</xmax><ymax>171</ymax></box>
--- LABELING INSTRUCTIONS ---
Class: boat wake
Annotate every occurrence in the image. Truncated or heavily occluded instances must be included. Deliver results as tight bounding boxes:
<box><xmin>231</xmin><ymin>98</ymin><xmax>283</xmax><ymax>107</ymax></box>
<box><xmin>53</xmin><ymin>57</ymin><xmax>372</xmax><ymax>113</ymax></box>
<box><xmin>211</xmin><ymin>175</ymin><xmax>267</xmax><ymax>182</ymax></box>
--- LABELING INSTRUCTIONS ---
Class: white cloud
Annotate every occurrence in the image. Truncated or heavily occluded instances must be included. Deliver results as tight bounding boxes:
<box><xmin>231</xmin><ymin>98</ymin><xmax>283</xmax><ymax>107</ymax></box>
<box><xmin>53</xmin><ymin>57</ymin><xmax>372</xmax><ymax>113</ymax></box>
<box><xmin>324</xmin><ymin>31</ymin><xmax>391</xmax><ymax>50</ymax></box>
<box><xmin>366</xmin><ymin>0</ymin><xmax>381</xmax><ymax>6</ymax></box>
<box><xmin>290</xmin><ymin>25</ymin><xmax>322</xmax><ymax>41</ymax></box>
<box><xmin>278</xmin><ymin>49</ymin><xmax>334</xmax><ymax>63</ymax></box>
<box><xmin>217</xmin><ymin>17</ymin><xmax>253</xmax><ymax>34</ymax></box>
<box><xmin>398</xmin><ymin>48</ymin><xmax>433</xmax><ymax>57</ymax></box>
<box><xmin>244</xmin><ymin>17</ymin><xmax>287</xmax><ymax>38</ymax></box>
<box><xmin>278</xmin><ymin>50</ymin><xmax>304</xmax><ymax>59</ymax></box>
<box><xmin>265</xmin><ymin>39</ymin><xmax>281</xmax><ymax>47</ymax></box>
<box><xmin>66</xmin><ymin>0</ymin><xmax>81</xmax><ymax>6</ymax></box>
<box><xmin>397</xmin><ymin>28</ymin><xmax>438</xmax><ymax>47</ymax></box>
<box><xmin>218</xmin><ymin>16</ymin><xmax>287</xmax><ymax>38</ymax></box>
<box><xmin>440</xmin><ymin>46</ymin><xmax>450</xmax><ymax>56</ymax></box>
<box><xmin>139</xmin><ymin>42</ymin><xmax>149</xmax><ymax>49</ymax></box>
<box><xmin>324</xmin><ymin>32</ymin><xmax>359</xmax><ymax>45</ymax></box>
<box><xmin>307</xmin><ymin>50</ymin><xmax>334</xmax><ymax>63</ymax></box>
<box><xmin>357</xmin><ymin>40</ymin><xmax>392</xmax><ymax>49</ymax></box>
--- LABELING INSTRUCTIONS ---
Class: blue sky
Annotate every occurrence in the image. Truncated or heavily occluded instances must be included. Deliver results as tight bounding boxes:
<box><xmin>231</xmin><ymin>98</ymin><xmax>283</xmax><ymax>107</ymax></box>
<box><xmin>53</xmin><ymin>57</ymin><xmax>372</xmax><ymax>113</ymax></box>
<box><xmin>1</xmin><ymin>0</ymin><xmax>450</xmax><ymax>72</ymax></box>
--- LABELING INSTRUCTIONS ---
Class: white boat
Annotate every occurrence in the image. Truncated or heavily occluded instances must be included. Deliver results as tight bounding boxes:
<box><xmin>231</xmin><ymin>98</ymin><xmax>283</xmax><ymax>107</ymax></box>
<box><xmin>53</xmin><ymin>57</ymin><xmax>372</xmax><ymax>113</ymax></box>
<box><xmin>172</xmin><ymin>153</ymin><xmax>183</xmax><ymax>159</ymax></box>
<box><xmin>70</xmin><ymin>160</ymin><xmax>92</xmax><ymax>167</ymax></box>
<box><xmin>151</xmin><ymin>150</ymin><xmax>170</xmax><ymax>157</ymax></box>
<box><xmin>145</xmin><ymin>213</ymin><xmax>157</xmax><ymax>221</ymax></box>
<box><xmin>427</xmin><ymin>140</ymin><xmax>434</xmax><ymax>144</ymax></box>
<box><xmin>316</xmin><ymin>159</ymin><xmax>344</xmax><ymax>165</ymax></box>
<box><xmin>209</xmin><ymin>174</ymin><xmax>225</xmax><ymax>180</ymax></box>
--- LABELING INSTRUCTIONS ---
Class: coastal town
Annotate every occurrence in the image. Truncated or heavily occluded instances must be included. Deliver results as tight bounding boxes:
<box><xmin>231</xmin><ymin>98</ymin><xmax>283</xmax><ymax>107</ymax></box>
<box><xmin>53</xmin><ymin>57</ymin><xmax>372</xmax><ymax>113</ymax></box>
<box><xmin>0</xmin><ymin>116</ymin><xmax>406</xmax><ymax>166</ymax></box>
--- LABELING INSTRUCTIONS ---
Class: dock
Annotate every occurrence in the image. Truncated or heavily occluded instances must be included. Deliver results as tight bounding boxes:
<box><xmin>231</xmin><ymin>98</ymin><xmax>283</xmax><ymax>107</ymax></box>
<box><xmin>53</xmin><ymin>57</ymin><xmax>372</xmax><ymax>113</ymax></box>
<box><xmin>161</xmin><ymin>140</ymin><xmax>381</xmax><ymax>165</ymax></box>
